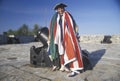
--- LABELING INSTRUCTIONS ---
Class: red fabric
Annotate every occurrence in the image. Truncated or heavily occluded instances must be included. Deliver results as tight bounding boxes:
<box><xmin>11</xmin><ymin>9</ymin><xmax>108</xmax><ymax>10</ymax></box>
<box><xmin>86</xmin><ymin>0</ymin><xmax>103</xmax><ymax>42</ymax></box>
<box><xmin>63</xmin><ymin>12</ymin><xmax>83</xmax><ymax>70</ymax></box>
<box><xmin>53</xmin><ymin>22</ymin><xmax>57</xmax><ymax>39</ymax></box>
<box><xmin>60</xmin><ymin>55</ymin><xmax>64</xmax><ymax>64</ymax></box>
<box><xmin>49</xmin><ymin>11</ymin><xmax>83</xmax><ymax>71</ymax></box>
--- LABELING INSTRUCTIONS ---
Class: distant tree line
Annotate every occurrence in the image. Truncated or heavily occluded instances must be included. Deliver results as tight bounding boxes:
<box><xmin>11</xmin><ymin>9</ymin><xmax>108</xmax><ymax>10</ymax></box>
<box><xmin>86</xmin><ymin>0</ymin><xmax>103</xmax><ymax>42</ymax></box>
<box><xmin>3</xmin><ymin>24</ymin><xmax>46</xmax><ymax>36</ymax></box>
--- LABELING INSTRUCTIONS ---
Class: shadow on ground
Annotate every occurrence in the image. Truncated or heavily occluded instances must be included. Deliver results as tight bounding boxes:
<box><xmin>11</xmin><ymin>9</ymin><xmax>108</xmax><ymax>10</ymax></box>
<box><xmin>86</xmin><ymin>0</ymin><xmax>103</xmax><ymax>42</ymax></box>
<box><xmin>89</xmin><ymin>49</ymin><xmax>106</xmax><ymax>68</ymax></box>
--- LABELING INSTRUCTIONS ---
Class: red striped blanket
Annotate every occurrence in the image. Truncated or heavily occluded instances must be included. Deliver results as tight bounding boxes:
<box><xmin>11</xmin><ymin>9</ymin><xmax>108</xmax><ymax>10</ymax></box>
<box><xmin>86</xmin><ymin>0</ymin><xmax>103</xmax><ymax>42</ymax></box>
<box><xmin>49</xmin><ymin>11</ymin><xmax>83</xmax><ymax>71</ymax></box>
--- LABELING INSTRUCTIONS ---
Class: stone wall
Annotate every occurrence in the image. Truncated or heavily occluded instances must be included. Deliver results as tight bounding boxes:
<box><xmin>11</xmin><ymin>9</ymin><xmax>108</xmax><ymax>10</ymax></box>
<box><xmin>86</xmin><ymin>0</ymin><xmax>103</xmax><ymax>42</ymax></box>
<box><xmin>111</xmin><ymin>35</ymin><xmax>120</xmax><ymax>44</ymax></box>
<box><xmin>79</xmin><ymin>34</ymin><xmax>120</xmax><ymax>44</ymax></box>
<box><xmin>0</xmin><ymin>34</ymin><xmax>120</xmax><ymax>45</ymax></box>
<box><xmin>0</xmin><ymin>35</ymin><xmax>35</xmax><ymax>45</ymax></box>
<box><xmin>0</xmin><ymin>35</ymin><xmax>8</xmax><ymax>45</ymax></box>
<box><xmin>16</xmin><ymin>35</ymin><xmax>35</xmax><ymax>43</ymax></box>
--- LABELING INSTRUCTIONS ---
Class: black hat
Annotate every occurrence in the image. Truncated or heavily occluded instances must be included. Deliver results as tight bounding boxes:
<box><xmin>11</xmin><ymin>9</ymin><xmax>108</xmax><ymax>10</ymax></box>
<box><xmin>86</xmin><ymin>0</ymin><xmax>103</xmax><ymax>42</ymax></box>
<box><xmin>54</xmin><ymin>3</ymin><xmax>67</xmax><ymax>10</ymax></box>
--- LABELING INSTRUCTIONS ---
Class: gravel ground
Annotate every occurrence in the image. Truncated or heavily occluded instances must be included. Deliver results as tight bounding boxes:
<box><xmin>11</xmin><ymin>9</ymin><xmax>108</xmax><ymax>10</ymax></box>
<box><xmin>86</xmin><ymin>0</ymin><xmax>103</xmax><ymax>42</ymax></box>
<box><xmin>0</xmin><ymin>42</ymin><xmax>120</xmax><ymax>81</ymax></box>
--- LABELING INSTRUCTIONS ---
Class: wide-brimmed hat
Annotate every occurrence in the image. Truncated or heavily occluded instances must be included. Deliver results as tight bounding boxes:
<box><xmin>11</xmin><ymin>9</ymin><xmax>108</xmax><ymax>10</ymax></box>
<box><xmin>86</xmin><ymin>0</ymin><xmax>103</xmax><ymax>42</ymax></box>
<box><xmin>54</xmin><ymin>3</ymin><xmax>67</xmax><ymax>10</ymax></box>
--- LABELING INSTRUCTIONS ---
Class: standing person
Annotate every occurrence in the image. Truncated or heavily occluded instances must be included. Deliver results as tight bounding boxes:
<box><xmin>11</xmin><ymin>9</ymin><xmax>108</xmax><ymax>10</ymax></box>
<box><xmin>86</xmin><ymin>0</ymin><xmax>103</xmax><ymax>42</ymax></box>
<box><xmin>48</xmin><ymin>3</ymin><xmax>83</xmax><ymax>77</ymax></box>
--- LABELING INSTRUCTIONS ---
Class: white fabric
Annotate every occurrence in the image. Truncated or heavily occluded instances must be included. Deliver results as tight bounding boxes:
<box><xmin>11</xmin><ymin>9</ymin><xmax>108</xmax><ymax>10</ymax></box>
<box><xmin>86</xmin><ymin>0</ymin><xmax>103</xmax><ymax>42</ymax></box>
<box><xmin>54</xmin><ymin>14</ymin><xmax>64</xmax><ymax>55</ymax></box>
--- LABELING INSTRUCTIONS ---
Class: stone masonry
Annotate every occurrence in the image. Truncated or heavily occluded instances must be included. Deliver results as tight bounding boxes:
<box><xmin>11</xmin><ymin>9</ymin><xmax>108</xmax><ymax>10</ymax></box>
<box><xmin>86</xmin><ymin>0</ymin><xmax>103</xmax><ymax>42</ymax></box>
<box><xmin>80</xmin><ymin>34</ymin><xmax>120</xmax><ymax>43</ymax></box>
<box><xmin>0</xmin><ymin>42</ymin><xmax>120</xmax><ymax>81</ymax></box>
